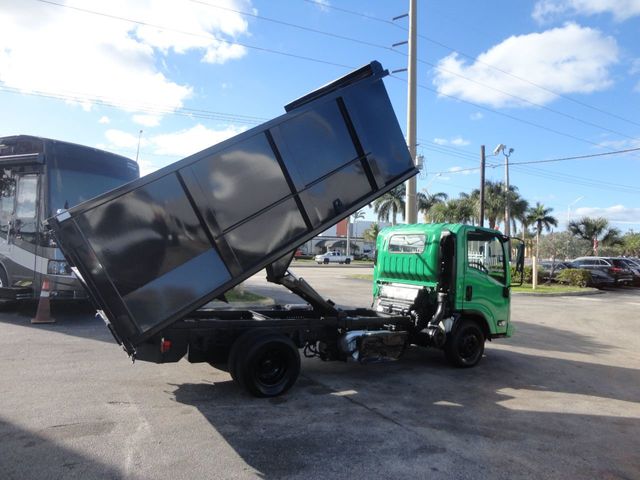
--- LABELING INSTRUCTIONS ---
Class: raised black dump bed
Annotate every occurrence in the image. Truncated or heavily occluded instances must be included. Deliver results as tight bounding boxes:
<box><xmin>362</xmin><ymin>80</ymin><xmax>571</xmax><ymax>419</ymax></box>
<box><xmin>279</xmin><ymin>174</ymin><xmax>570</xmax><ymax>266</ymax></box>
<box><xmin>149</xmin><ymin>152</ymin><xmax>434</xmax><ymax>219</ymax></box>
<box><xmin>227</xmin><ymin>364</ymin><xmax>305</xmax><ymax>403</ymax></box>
<box><xmin>48</xmin><ymin>62</ymin><xmax>417</xmax><ymax>395</ymax></box>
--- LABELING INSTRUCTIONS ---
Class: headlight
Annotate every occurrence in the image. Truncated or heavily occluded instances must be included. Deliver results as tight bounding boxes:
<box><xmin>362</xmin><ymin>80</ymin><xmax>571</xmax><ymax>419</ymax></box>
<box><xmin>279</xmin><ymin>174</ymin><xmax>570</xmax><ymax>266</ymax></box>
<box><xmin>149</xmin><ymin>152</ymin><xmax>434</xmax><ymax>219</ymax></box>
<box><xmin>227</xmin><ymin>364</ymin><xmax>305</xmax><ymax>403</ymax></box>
<box><xmin>47</xmin><ymin>260</ymin><xmax>71</xmax><ymax>275</ymax></box>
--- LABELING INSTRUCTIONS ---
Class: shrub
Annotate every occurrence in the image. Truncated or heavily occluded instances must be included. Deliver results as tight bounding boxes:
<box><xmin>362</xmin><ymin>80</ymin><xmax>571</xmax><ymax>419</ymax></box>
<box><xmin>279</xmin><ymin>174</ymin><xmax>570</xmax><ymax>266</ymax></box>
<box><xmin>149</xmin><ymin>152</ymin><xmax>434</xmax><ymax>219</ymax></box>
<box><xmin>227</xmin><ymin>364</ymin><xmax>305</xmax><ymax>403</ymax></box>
<box><xmin>511</xmin><ymin>265</ymin><xmax>545</xmax><ymax>284</ymax></box>
<box><xmin>555</xmin><ymin>268</ymin><xmax>591</xmax><ymax>287</ymax></box>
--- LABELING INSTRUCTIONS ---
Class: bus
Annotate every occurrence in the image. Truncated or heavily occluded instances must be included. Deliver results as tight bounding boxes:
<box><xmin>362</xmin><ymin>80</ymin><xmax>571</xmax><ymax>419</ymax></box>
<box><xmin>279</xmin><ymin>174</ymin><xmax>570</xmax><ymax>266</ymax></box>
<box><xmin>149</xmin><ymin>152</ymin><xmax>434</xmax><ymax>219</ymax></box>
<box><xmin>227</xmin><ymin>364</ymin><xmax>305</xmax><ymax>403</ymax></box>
<box><xmin>0</xmin><ymin>135</ymin><xmax>140</xmax><ymax>301</ymax></box>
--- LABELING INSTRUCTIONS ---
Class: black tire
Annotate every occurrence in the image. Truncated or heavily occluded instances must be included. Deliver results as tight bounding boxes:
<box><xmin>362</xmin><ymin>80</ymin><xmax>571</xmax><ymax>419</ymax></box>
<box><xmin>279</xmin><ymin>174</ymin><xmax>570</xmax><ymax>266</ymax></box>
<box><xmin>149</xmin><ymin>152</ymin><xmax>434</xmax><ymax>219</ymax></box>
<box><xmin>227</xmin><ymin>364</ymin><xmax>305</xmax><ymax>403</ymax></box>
<box><xmin>228</xmin><ymin>330</ymin><xmax>261</xmax><ymax>382</ymax></box>
<box><xmin>444</xmin><ymin>320</ymin><xmax>485</xmax><ymax>368</ymax></box>
<box><xmin>345</xmin><ymin>258</ymin><xmax>351</xmax><ymax>265</ymax></box>
<box><xmin>323</xmin><ymin>258</ymin><xmax>329</xmax><ymax>264</ymax></box>
<box><xmin>234</xmin><ymin>332</ymin><xmax>301</xmax><ymax>397</ymax></box>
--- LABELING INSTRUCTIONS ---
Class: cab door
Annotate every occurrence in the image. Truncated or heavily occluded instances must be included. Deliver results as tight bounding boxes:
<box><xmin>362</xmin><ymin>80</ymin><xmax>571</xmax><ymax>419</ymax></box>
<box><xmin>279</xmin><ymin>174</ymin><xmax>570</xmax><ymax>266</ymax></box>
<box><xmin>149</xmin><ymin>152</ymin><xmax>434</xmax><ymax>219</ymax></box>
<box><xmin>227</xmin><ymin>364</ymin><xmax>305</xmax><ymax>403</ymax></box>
<box><xmin>462</xmin><ymin>230</ymin><xmax>510</xmax><ymax>334</ymax></box>
<box><xmin>8</xmin><ymin>173</ymin><xmax>39</xmax><ymax>287</ymax></box>
<box><xmin>0</xmin><ymin>169</ymin><xmax>16</xmax><ymax>286</ymax></box>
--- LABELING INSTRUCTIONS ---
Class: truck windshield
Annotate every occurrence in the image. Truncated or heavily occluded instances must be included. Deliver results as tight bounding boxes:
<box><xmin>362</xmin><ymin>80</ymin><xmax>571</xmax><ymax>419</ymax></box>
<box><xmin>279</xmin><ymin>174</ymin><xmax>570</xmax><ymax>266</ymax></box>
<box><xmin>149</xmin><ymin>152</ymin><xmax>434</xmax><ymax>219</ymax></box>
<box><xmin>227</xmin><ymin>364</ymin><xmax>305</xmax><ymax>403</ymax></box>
<box><xmin>46</xmin><ymin>143</ymin><xmax>138</xmax><ymax>216</ymax></box>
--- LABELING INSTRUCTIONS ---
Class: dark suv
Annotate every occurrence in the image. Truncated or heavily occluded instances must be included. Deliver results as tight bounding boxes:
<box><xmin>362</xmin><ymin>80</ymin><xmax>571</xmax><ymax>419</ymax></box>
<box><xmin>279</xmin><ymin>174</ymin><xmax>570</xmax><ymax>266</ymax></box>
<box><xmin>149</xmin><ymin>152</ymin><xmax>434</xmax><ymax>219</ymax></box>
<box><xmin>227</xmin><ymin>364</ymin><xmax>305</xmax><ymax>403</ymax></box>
<box><xmin>539</xmin><ymin>260</ymin><xmax>615</xmax><ymax>288</ymax></box>
<box><xmin>617</xmin><ymin>258</ymin><xmax>640</xmax><ymax>286</ymax></box>
<box><xmin>572</xmin><ymin>257</ymin><xmax>634</xmax><ymax>286</ymax></box>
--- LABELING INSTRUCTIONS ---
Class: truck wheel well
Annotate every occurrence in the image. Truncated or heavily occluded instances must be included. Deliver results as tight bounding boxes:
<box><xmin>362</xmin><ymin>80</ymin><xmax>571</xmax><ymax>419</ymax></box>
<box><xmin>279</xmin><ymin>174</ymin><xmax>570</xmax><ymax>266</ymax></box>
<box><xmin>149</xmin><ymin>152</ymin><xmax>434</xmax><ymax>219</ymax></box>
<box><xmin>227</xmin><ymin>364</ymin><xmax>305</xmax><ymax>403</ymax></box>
<box><xmin>458</xmin><ymin>314</ymin><xmax>490</xmax><ymax>341</ymax></box>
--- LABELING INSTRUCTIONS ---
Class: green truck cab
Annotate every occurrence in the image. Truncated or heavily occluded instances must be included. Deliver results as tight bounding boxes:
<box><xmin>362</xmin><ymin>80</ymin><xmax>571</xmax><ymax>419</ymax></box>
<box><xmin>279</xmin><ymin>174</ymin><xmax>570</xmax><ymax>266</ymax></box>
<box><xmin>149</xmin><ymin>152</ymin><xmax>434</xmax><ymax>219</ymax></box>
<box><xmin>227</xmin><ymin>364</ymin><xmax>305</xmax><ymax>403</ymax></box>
<box><xmin>373</xmin><ymin>223</ymin><xmax>523</xmax><ymax>367</ymax></box>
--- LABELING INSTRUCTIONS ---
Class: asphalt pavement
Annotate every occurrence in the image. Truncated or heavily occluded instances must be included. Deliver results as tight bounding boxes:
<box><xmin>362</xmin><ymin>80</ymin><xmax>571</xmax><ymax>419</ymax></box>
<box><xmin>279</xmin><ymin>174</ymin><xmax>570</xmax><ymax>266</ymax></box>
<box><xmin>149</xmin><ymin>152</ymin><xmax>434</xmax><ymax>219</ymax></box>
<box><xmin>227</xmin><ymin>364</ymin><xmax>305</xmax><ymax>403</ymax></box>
<box><xmin>0</xmin><ymin>265</ymin><xmax>639</xmax><ymax>479</ymax></box>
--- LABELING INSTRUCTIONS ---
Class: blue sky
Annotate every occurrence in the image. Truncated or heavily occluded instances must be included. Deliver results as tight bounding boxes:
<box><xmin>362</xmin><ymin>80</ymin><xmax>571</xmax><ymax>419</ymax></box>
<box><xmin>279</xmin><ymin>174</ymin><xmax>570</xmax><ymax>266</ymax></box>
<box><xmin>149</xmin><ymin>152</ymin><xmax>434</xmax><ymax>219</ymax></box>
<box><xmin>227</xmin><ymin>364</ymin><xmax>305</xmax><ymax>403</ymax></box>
<box><xmin>1</xmin><ymin>0</ymin><xmax>639</xmax><ymax>231</ymax></box>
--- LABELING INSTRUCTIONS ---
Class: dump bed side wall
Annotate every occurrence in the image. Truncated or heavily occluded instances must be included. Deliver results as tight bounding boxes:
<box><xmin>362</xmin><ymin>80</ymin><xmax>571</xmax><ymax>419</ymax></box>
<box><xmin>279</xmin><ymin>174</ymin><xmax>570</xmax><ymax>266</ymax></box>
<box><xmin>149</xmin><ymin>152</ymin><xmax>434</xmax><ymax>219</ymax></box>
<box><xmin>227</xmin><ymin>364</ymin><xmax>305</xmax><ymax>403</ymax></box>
<box><xmin>49</xmin><ymin>62</ymin><xmax>416</xmax><ymax>349</ymax></box>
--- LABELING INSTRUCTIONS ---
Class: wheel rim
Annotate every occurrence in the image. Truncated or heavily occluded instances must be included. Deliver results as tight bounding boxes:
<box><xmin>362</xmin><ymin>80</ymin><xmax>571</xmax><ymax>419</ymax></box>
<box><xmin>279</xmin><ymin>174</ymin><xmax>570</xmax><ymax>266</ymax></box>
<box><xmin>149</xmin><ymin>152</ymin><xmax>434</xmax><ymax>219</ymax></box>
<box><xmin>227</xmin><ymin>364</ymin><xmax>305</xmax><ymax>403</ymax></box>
<box><xmin>254</xmin><ymin>349</ymin><xmax>288</xmax><ymax>387</ymax></box>
<box><xmin>459</xmin><ymin>332</ymin><xmax>481</xmax><ymax>361</ymax></box>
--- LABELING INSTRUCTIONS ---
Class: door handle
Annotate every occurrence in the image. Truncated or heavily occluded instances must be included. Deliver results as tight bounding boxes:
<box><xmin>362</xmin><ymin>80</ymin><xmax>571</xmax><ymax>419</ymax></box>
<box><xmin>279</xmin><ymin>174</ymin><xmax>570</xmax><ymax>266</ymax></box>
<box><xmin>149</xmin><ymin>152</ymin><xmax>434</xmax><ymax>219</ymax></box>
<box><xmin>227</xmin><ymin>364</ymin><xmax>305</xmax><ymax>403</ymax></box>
<box><xmin>465</xmin><ymin>285</ymin><xmax>473</xmax><ymax>301</ymax></box>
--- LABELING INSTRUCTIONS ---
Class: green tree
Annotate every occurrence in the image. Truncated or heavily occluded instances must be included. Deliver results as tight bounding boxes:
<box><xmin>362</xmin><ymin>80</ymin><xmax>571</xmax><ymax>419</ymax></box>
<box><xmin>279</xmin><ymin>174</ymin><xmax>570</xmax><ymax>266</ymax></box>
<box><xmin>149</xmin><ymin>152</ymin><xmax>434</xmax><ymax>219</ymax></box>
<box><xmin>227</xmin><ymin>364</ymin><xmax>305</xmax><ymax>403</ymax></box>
<box><xmin>373</xmin><ymin>185</ymin><xmax>405</xmax><ymax>225</ymax></box>
<box><xmin>510</xmin><ymin>195</ymin><xmax>530</xmax><ymax>238</ymax></box>
<box><xmin>363</xmin><ymin>223</ymin><xmax>381</xmax><ymax>243</ymax></box>
<box><xmin>621</xmin><ymin>231</ymin><xmax>640</xmax><ymax>256</ymax></box>
<box><xmin>567</xmin><ymin>217</ymin><xmax>622</xmax><ymax>255</ymax></box>
<box><xmin>426</xmin><ymin>196</ymin><xmax>475</xmax><ymax>224</ymax></box>
<box><xmin>527</xmin><ymin>202</ymin><xmax>558</xmax><ymax>260</ymax></box>
<box><xmin>418</xmin><ymin>191</ymin><xmax>448</xmax><ymax>222</ymax></box>
<box><xmin>471</xmin><ymin>180</ymin><xmax>519</xmax><ymax>230</ymax></box>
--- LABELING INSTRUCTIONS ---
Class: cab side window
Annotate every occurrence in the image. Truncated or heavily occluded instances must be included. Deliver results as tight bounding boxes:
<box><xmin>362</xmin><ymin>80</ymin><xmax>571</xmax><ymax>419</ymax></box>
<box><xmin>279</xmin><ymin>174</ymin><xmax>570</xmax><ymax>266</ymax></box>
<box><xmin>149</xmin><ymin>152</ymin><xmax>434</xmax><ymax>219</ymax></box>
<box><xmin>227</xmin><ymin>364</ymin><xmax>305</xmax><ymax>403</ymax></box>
<box><xmin>0</xmin><ymin>169</ymin><xmax>16</xmax><ymax>239</ymax></box>
<box><xmin>466</xmin><ymin>232</ymin><xmax>506</xmax><ymax>285</ymax></box>
<box><xmin>14</xmin><ymin>174</ymin><xmax>38</xmax><ymax>242</ymax></box>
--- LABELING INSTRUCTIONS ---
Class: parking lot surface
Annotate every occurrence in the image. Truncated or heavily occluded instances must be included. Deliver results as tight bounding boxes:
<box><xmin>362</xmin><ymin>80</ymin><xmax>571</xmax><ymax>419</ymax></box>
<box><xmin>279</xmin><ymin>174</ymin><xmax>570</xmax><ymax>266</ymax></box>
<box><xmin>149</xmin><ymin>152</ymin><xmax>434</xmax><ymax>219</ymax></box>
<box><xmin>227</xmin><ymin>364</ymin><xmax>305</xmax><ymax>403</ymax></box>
<box><xmin>1</xmin><ymin>265</ymin><xmax>639</xmax><ymax>479</ymax></box>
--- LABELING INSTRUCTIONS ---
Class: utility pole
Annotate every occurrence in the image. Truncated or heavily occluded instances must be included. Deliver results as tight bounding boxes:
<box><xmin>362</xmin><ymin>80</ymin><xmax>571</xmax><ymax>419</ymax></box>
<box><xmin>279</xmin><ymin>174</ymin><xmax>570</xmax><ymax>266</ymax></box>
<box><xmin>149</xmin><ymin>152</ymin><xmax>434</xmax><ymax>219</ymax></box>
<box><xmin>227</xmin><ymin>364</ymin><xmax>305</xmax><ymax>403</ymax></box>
<box><xmin>504</xmin><ymin>150</ymin><xmax>510</xmax><ymax>236</ymax></box>
<box><xmin>479</xmin><ymin>145</ymin><xmax>486</xmax><ymax>227</ymax></box>
<box><xmin>405</xmin><ymin>0</ymin><xmax>418</xmax><ymax>224</ymax></box>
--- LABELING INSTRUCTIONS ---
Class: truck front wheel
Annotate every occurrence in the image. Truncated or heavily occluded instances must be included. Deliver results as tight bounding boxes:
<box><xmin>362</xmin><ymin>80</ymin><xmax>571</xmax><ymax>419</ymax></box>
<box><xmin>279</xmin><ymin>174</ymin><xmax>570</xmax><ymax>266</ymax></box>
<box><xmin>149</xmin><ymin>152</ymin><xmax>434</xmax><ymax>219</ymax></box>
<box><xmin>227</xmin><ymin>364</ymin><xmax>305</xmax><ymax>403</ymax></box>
<box><xmin>444</xmin><ymin>320</ymin><xmax>485</xmax><ymax>368</ymax></box>
<box><xmin>234</xmin><ymin>332</ymin><xmax>301</xmax><ymax>397</ymax></box>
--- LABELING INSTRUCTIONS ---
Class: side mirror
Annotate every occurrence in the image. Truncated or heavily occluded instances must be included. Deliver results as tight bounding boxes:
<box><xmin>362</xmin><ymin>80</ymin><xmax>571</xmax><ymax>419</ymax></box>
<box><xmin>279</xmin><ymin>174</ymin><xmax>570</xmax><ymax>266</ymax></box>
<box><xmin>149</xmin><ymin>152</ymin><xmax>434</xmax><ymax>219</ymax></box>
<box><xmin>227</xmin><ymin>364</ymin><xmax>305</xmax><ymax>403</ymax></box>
<box><xmin>509</xmin><ymin>237</ymin><xmax>525</xmax><ymax>287</ymax></box>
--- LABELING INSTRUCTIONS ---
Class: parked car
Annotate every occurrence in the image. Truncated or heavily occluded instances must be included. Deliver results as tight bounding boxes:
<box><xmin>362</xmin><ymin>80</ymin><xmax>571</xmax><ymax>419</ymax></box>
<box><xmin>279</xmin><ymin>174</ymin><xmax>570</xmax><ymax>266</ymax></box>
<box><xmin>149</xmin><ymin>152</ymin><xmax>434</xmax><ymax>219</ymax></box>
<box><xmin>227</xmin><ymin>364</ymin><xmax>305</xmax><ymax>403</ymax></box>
<box><xmin>539</xmin><ymin>260</ymin><xmax>615</xmax><ymax>289</ymax></box>
<box><xmin>314</xmin><ymin>251</ymin><xmax>353</xmax><ymax>265</ymax></box>
<box><xmin>617</xmin><ymin>258</ymin><xmax>640</xmax><ymax>286</ymax></box>
<box><xmin>571</xmin><ymin>257</ymin><xmax>634</xmax><ymax>286</ymax></box>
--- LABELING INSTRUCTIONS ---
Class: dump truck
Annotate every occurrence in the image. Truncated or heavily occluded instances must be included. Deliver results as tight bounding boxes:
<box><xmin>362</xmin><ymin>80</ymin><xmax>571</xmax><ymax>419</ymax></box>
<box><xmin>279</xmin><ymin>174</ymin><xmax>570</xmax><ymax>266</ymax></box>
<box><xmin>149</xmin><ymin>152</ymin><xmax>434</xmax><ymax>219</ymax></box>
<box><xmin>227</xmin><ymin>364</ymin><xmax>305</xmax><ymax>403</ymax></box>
<box><xmin>47</xmin><ymin>62</ymin><xmax>524</xmax><ymax>397</ymax></box>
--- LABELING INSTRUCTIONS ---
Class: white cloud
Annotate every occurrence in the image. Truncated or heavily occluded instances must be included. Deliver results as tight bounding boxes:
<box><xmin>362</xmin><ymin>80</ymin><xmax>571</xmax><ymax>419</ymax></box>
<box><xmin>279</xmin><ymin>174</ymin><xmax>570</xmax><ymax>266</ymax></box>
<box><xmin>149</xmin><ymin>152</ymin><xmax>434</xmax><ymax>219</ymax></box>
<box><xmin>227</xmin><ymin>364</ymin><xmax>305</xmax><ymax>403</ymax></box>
<box><xmin>0</xmin><ymin>1</ymin><xmax>252</xmax><ymax>119</ymax></box>
<box><xmin>105</xmin><ymin>129</ymin><xmax>149</xmax><ymax>149</ymax></box>
<box><xmin>450</xmin><ymin>136</ymin><xmax>470</xmax><ymax>146</ymax></box>
<box><xmin>313</xmin><ymin>0</ymin><xmax>332</xmax><ymax>12</ymax></box>
<box><xmin>150</xmin><ymin>124</ymin><xmax>247</xmax><ymax>157</ymax></box>
<box><xmin>469</xmin><ymin>112</ymin><xmax>484</xmax><ymax>121</ymax></box>
<box><xmin>433</xmin><ymin>136</ymin><xmax>470</xmax><ymax>146</ymax></box>
<box><xmin>433</xmin><ymin>23</ymin><xmax>618</xmax><ymax>108</ymax></box>
<box><xmin>448</xmin><ymin>166</ymin><xmax>476</xmax><ymax>175</ymax></box>
<box><xmin>106</xmin><ymin>123</ymin><xmax>247</xmax><ymax>158</ymax></box>
<box><xmin>133</xmin><ymin>114</ymin><xmax>162</xmax><ymax>127</ymax></box>
<box><xmin>533</xmin><ymin>0</ymin><xmax>640</xmax><ymax>23</ymax></box>
<box><xmin>98</xmin><ymin>116</ymin><xmax>110</xmax><ymax>124</ymax></box>
<box><xmin>574</xmin><ymin>205</ymin><xmax>640</xmax><ymax>223</ymax></box>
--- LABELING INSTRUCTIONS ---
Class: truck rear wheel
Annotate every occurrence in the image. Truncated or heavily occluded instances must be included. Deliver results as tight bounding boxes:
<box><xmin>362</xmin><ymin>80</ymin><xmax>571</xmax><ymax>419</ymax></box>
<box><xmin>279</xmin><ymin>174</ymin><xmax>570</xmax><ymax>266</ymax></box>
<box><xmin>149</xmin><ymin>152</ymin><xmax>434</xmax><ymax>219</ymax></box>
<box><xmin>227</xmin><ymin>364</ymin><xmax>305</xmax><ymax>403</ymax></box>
<box><xmin>444</xmin><ymin>320</ymin><xmax>485</xmax><ymax>368</ymax></box>
<box><xmin>345</xmin><ymin>258</ymin><xmax>351</xmax><ymax>264</ymax></box>
<box><xmin>232</xmin><ymin>332</ymin><xmax>301</xmax><ymax>397</ymax></box>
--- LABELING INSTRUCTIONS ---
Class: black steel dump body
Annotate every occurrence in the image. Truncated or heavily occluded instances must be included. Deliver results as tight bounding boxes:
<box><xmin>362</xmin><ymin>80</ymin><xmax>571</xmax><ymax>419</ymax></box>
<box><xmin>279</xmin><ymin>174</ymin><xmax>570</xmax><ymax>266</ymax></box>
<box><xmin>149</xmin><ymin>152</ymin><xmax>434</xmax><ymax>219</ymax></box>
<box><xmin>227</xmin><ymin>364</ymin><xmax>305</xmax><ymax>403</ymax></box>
<box><xmin>48</xmin><ymin>61</ymin><xmax>417</xmax><ymax>352</ymax></box>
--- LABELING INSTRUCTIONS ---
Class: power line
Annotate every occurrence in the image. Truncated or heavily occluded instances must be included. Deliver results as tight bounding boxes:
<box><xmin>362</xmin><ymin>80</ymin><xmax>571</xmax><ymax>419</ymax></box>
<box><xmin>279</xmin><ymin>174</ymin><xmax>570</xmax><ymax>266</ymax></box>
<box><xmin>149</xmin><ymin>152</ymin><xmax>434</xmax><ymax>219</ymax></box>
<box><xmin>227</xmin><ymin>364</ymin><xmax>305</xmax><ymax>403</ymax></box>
<box><xmin>417</xmin><ymin>58</ymin><xmax>640</xmax><ymax>143</ymax></box>
<box><xmin>190</xmin><ymin>0</ymin><xmax>640</xmax><ymax>143</ymax></box>
<box><xmin>509</xmin><ymin>147</ymin><xmax>640</xmax><ymax>166</ymax></box>
<box><xmin>30</xmin><ymin>0</ymin><xmax>640</xmax><ymax>150</ymax></box>
<box><xmin>392</xmin><ymin>75</ymin><xmax>631</xmax><ymax>151</ymax></box>
<box><xmin>33</xmin><ymin>0</ymin><xmax>355</xmax><ymax>70</ymax></box>
<box><xmin>0</xmin><ymin>85</ymin><xmax>266</xmax><ymax>125</ymax></box>
<box><xmin>186</xmin><ymin>0</ymin><xmax>389</xmax><ymax>51</ymax></box>
<box><xmin>304</xmin><ymin>0</ymin><xmax>640</xmax><ymax>129</ymax></box>
<box><xmin>430</xmin><ymin>146</ymin><xmax>640</xmax><ymax>175</ymax></box>
<box><xmin>511</xmin><ymin>164</ymin><xmax>640</xmax><ymax>194</ymax></box>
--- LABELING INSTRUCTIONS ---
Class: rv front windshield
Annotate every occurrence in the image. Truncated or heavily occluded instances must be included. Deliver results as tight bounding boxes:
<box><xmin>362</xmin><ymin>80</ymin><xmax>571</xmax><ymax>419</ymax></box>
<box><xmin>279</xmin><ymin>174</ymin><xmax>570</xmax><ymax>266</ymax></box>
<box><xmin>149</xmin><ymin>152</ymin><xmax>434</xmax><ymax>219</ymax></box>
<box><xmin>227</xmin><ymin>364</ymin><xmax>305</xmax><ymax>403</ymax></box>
<box><xmin>47</xmin><ymin>143</ymin><xmax>139</xmax><ymax>217</ymax></box>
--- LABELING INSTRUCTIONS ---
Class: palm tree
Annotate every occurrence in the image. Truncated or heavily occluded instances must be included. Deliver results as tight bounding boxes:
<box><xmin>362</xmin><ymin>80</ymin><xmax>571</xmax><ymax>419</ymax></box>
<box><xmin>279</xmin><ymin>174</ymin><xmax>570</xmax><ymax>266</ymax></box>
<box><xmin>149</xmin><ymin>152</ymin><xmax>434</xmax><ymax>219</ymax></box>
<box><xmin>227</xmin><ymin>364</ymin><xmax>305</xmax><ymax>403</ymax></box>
<box><xmin>568</xmin><ymin>217</ymin><xmax>622</xmax><ymax>255</ymax></box>
<box><xmin>471</xmin><ymin>180</ymin><xmax>519</xmax><ymax>230</ymax></box>
<box><xmin>510</xmin><ymin>195</ymin><xmax>529</xmax><ymax>237</ymax></box>
<box><xmin>363</xmin><ymin>223</ymin><xmax>381</xmax><ymax>243</ymax></box>
<box><xmin>373</xmin><ymin>185</ymin><xmax>405</xmax><ymax>225</ymax></box>
<box><xmin>527</xmin><ymin>202</ymin><xmax>558</xmax><ymax>259</ymax></box>
<box><xmin>426</xmin><ymin>197</ymin><xmax>475</xmax><ymax>224</ymax></box>
<box><xmin>418</xmin><ymin>191</ymin><xmax>448</xmax><ymax>222</ymax></box>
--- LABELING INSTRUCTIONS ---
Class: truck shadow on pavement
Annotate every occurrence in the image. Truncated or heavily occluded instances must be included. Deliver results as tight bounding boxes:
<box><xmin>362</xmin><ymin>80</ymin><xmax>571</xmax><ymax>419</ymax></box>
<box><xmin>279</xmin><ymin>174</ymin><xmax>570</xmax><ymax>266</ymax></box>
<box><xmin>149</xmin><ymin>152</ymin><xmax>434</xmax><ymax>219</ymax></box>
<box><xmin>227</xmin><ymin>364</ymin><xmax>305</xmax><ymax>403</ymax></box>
<box><xmin>171</xmin><ymin>321</ymin><xmax>640</xmax><ymax>479</ymax></box>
